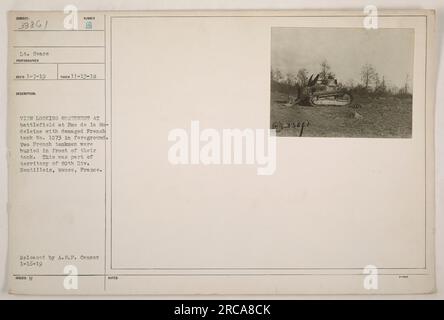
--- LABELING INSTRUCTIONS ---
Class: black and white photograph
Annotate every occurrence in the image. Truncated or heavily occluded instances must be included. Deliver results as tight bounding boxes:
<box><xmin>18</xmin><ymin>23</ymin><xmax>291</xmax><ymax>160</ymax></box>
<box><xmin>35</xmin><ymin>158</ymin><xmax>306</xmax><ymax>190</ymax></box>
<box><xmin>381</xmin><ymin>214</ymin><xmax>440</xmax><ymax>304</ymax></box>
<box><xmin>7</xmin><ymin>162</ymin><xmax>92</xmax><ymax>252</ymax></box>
<box><xmin>270</xmin><ymin>28</ymin><xmax>415</xmax><ymax>138</ymax></box>
<box><xmin>1</xmin><ymin>5</ymin><xmax>441</xmax><ymax>303</ymax></box>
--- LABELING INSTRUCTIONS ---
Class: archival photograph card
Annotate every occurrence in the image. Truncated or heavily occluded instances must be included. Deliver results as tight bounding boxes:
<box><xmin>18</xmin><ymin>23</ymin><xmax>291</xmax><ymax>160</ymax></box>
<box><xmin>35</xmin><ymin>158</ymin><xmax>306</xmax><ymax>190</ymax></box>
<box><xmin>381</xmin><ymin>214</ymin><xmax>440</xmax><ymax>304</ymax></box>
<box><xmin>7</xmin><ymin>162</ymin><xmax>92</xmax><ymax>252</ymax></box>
<box><xmin>7</xmin><ymin>10</ymin><xmax>436</xmax><ymax>295</ymax></box>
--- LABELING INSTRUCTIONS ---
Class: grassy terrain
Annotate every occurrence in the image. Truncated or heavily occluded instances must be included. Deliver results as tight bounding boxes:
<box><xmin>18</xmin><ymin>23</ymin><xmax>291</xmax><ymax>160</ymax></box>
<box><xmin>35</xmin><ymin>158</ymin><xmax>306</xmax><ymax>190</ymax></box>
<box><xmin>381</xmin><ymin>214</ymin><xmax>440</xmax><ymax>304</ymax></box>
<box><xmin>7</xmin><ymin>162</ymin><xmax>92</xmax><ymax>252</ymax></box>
<box><xmin>270</xmin><ymin>91</ymin><xmax>412</xmax><ymax>138</ymax></box>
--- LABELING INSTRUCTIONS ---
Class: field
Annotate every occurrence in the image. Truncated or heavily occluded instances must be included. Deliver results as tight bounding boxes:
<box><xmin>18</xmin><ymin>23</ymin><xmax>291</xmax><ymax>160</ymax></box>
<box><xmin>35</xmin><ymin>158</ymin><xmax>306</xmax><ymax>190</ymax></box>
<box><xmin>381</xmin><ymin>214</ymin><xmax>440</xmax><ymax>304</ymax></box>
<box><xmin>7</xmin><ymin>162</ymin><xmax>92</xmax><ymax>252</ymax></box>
<box><xmin>270</xmin><ymin>92</ymin><xmax>412</xmax><ymax>138</ymax></box>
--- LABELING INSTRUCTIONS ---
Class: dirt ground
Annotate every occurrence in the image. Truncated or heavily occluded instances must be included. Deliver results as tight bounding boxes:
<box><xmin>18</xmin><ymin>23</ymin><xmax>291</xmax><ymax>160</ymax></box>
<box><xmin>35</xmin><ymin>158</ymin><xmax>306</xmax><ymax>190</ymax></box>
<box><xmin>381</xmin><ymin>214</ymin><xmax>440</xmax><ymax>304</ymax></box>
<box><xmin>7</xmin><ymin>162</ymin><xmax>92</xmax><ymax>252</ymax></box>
<box><xmin>270</xmin><ymin>92</ymin><xmax>412</xmax><ymax>138</ymax></box>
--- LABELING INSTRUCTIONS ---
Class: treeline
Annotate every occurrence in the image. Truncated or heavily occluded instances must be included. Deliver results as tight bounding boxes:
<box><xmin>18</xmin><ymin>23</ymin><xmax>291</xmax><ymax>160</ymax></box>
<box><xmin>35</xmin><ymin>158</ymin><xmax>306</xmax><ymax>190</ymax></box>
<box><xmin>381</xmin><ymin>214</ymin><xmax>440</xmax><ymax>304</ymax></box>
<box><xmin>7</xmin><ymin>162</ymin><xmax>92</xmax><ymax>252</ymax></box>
<box><xmin>271</xmin><ymin>60</ymin><xmax>412</xmax><ymax>98</ymax></box>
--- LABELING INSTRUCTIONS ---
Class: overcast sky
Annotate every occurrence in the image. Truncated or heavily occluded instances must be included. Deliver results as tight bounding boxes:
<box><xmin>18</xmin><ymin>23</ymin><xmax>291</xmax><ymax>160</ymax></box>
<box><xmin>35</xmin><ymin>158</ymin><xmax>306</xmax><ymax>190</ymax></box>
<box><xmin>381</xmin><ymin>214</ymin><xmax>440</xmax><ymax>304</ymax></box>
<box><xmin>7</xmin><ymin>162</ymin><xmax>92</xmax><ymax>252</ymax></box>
<box><xmin>271</xmin><ymin>28</ymin><xmax>414</xmax><ymax>89</ymax></box>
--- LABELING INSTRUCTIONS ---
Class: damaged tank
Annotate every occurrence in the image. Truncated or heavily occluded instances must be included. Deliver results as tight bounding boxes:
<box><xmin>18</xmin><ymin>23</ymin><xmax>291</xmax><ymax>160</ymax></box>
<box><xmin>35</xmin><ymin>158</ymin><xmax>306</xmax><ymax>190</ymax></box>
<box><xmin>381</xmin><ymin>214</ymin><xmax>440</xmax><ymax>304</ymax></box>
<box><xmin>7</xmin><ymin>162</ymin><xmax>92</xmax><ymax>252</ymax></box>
<box><xmin>307</xmin><ymin>74</ymin><xmax>353</xmax><ymax>107</ymax></box>
<box><xmin>283</xmin><ymin>73</ymin><xmax>353</xmax><ymax>107</ymax></box>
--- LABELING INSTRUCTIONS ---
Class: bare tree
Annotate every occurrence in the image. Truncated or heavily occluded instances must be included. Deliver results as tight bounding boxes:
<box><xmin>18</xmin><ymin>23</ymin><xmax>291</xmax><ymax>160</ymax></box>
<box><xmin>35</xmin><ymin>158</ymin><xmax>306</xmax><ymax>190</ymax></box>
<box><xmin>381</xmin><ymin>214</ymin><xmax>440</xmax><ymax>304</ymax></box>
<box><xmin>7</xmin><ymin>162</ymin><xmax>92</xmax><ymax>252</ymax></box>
<box><xmin>374</xmin><ymin>72</ymin><xmax>380</xmax><ymax>88</ymax></box>
<box><xmin>381</xmin><ymin>76</ymin><xmax>386</xmax><ymax>90</ymax></box>
<box><xmin>376</xmin><ymin>75</ymin><xmax>387</xmax><ymax>94</ymax></box>
<box><xmin>320</xmin><ymin>60</ymin><xmax>335</xmax><ymax>81</ymax></box>
<box><xmin>285</xmin><ymin>72</ymin><xmax>296</xmax><ymax>86</ymax></box>
<box><xmin>296</xmin><ymin>68</ymin><xmax>308</xmax><ymax>87</ymax></box>
<box><xmin>361</xmin><ymin>63</ymin><xmax>377</xmax><ymax>90</ymax></box>
<box><xmin>271</xmin><ymin>68</ymin><xmax>283</xmax><ymax>83</ymax></box>
<box><xmin>403</xmin><ymin>73</ymin><xmax>410</xmax><ymax>94</ymax></box>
